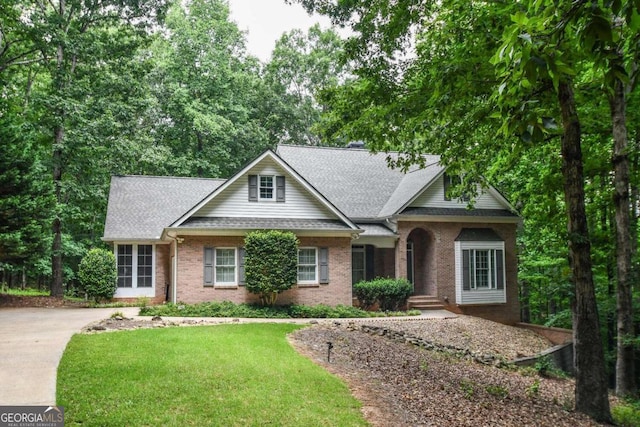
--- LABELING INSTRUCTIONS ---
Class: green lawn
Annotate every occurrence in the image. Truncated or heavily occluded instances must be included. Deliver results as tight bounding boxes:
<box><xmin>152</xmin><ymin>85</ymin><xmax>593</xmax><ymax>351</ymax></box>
<box><xmin>57</xmin><ymin>324</ymin><xmax>368</xmax><ymax>427</ymax></box>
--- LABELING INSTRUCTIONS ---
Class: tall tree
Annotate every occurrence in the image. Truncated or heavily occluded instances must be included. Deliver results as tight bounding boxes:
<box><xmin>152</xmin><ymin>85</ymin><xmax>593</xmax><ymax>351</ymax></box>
<box><xmin>20</xmin><ymin>0</ymin><xmax>169</xmax><ymax>295</ymax></box>
<box><xmin>292</xmin><ymin>0</ymin><xmax>622</xmax><ymax>420</ymax></box>
<box><xmin>264</xmin><ymin>24</ymin><xmax>349</xmax><ymax>145</ymax></box>
<box><xmin>149</xmin><ymin>0</ymin><xmax>269</xmax><ymax>178</ymax></box>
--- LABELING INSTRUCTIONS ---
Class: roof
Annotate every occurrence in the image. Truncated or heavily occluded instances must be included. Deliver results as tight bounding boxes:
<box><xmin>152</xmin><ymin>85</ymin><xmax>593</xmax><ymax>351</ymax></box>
<box><xmin>455</xmin><ymin>228</ymin><xmax>504</xmax><ymax>241</ymax></box>
<box><xmin>276</xmin><ymin>145</ymin><xmax>442</xmax><ymax>218</ymax></box>
<box><xmin>180</xmin><ymin>217</ymin><xmax>354</xmax><ymax>232</ymax></box>
<box><xmin>401</xmin><ymin>207</ymin><xmax>518</xmax><ymax>218</ymax></box>
<box><xmin>103</xmin><ymin>176</ymin><xmax>224</xmax><ymax>240</ymax></box>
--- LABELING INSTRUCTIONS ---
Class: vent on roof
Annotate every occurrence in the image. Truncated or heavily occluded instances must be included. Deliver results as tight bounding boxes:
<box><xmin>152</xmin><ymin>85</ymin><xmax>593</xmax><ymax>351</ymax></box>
<box><xmin>346</xmin><ymin>140</ymin><xmax>365</xmax><ymax>149</ymax></box>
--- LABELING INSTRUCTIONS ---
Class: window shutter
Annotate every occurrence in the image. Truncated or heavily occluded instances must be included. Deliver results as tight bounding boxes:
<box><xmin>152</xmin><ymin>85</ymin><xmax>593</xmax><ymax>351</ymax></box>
<box><xmin>443</xmin><ymin>173</ymin><xmax>451</xmax><ymax>201</ymax></box>
<box><xmin>462</xmin><ymin>249</ymin><xmax>471</xmax><ymax>291</ymax></box>
<box><xmin>248</xmin><ymin>175</ymin><xmax>258</xmax><ymax>202</ymax></box>
<box><xmin>496</xmin><ymin>249</ymin><xmax>504</xmax><ymax>290</ymax></box>
<box><xmin>276</xmin><ymin>176</ymin><xmax>285</xmax><ymax>202</ymax></box>
<box><xmin>204</xmin><ymin>247</ymin><xmax>214</xmax><ymax>286</ymax></box>
<box><xmin>238</xmin><ymin>247</ymin><xmax>246</xmax><ymax>285</ymax></box>
<box><xmin>365</xmin><ymin>245</ymin><xmax>375</xmax><ymax>281</ymax></box>
<box><xmin>319</xmin><ymin>247</ymin><xmax>329</xmax><ymax>284</ymax></box>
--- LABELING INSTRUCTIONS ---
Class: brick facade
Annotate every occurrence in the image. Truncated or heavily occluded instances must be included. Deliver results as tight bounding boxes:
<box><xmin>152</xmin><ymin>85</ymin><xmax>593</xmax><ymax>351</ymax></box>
<box><xmin>394</xmin><ymin>221</ymin><xmax>520</xmax><ymax>324</ymax></box>
<box><xmin>174</xmin><ymin>235</ymin><xmax>352</xmax><ymax>306</ymax></box>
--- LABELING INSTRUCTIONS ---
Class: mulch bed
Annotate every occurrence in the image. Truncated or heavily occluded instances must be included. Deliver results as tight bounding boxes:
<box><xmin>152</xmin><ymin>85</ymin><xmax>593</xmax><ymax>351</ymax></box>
<box><xmin>0</xmin><ymin>294</ymin><xmax>87</xmax><ymax>308</ymax></box>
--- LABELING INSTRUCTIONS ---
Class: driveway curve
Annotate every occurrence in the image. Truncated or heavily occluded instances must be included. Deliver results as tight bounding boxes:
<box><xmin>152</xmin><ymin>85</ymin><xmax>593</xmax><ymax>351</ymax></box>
<box><xmin>0</xmin><ymin>306</ymin><xmax>139</xmax><ymax>406</ymax></box>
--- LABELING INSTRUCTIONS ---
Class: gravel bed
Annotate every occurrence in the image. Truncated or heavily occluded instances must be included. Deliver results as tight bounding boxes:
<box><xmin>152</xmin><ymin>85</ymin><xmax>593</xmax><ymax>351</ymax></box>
<box><xmin>290</xmin><ymin>318</ymin><xmax>608</xmax><ymax>427</ymax></box>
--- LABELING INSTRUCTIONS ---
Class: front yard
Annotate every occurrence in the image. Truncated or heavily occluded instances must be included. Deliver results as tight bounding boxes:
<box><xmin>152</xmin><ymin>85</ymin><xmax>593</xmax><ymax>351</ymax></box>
<box><xmin>57</xmin><ymin>324</ymin><xmax>367</xmax><ymax>426</ymax></box>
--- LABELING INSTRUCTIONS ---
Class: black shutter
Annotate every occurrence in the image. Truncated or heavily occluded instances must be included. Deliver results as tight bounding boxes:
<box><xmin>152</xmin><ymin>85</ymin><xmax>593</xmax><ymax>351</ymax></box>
<box><xmin>238</xmin><ymin>247</ymin><xmax>246</xmax><ymax>285</ymax></box>
<box><xmin>443</xmin><ymin>173</ymin><xmax>451</xmax><ymax>201</ymax></box>
<box><xmin>462</xmin><ymin>249</ymin><xmax>471</xmax><ymax>291</ymax></box>
<box><xmin>248</xmin><ymin>175</ymin><xmax>258</xmax><ymax>202</ymax></box>
<box><xmin>276</xmin><ymin>176</ymin><xmax>285</xmax><ymax>202</ymax></box>
<box><xmin>496</xmin><ymin>249</ymin><xmax>504</xmax><ymax>290</ymax></box>
<box><xmin>204</xmin><ymin>247</ymin><xmax>214</xmax><ymax>286</ymax></box>
<box><xmin>319</xmin><ymin>247</ymin><xmax>329</xmax><ymax>284</ymax></box>
<box><xmin>365</xmin><ymin>245</ymin><xmax>375</xmax><ymax>281</ymax></box>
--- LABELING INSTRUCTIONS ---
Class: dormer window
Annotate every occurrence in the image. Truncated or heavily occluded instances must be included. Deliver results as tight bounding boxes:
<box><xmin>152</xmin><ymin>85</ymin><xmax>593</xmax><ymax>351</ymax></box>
<box><xmin>259</xmin><ymin>175</ymin><xmax>274</xmax><ymax>200</ymax></box>
<box><xmin>248</xmin><ymin>175</ymin><xmax>286</xmax><ymax>202</ymax></box>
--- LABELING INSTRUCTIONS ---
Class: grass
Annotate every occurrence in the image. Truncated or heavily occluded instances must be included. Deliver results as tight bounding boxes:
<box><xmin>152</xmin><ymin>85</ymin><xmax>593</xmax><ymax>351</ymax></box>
<box><xmin>57</xmin><ymin>324</ymin><xmax>368</xmax><ymax>427</ymax></box>
<box><xmin>140</xmin><ymin>301</ymin><xmax>421</xmax><ymax>318</ymax></box>
<box><xmin>0</xmin><ymin>286</ymin><xmax>50</xmax><ymax>296</ymax></box>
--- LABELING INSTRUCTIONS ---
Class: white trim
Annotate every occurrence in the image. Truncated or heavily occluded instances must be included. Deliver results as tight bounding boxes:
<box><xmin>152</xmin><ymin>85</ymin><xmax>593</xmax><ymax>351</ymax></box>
<box><xmin>114</xmin><ymin>243</ymin><xmax>156</xmax><ymax>298</ymax></box>
<box><xmin>297</xmin><ymin>247</ymin><xmax>318</xmax><ymax>285</ymax></box>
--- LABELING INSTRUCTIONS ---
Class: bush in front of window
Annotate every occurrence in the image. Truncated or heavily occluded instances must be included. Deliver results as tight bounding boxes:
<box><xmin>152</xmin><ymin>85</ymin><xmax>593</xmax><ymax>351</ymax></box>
<box><xmin>353</xmin><ymin>278</ymin><xmax>413</xmax><ymax>311</ymax></box>
<box><xmin>77</xmin><ymin>248</ymin><xmax>117</xmax><ymax>303</ymax></box>
<box><xmin>244</xmin><ymin>230</ymin><xmax>299</xmax><ymax>306</ymax></box>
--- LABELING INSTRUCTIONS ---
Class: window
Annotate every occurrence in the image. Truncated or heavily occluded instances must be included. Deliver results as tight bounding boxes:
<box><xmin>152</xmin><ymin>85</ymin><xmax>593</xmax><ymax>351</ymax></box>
<box><xmin>298</xmin><ymin>248</ymin><xmax>317</xmax><ymax>283</ymax></box>
<box><xmin>116</xmin><ymin>244</ymin><xmax>154</xmax><ymax>290</ymax></box>
<box><xmin>464</xmin><ymin>249</ymin><xmax>501</xmax><ymax>289</ymax></box>
<box><xmin>215</xmin><ymin>248</ymin><xmax>236</xmax><ymax>284</ymax></box>
<box><xmin>248</xmin><ymin>175</ymin><xmax>285</xmax><ymax>202</ymax></box>
<box><xmin>259</xmin><ymin>175</ymin><xmax>274</xmax><ymax>200</ymax></box>
<box><xmin>443</xmin><ymin>173</ymin><xmax>470</xmax><ymax>202</ymax></box>
<box><xmin>204</xmin><ymin>247</ymin><xmax>242</xmax><ymax>286</ymax></box>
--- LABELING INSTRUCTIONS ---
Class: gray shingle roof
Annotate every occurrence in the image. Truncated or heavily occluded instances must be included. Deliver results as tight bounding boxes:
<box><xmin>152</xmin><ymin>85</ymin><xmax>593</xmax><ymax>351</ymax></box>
<box><xmin>180</xmin><ymin>217</ymin><xmax>354</xmax><ymax>231</ymax></box>
<box><xmin>277</xmin><ymin>145</ymin><xmax>443</xmax><ymax>218</ymax></box>
<box><xmin>103</xmin><ymin>176</ymin><xmax>224</xmax><ymax>240</ymax></box>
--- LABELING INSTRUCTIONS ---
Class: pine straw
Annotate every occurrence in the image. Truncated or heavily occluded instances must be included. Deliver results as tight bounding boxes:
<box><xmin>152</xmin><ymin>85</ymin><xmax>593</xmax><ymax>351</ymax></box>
<box><xmin>290</xmin><ymin>317</ymin><xmax>611</xmax><ymax>427</ymax></box>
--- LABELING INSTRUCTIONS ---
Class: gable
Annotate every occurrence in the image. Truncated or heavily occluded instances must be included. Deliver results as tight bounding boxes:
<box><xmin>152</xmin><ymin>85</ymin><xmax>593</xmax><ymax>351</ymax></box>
<box><xmin>192</xmin><ymin>156</ymin><xmax>337</xmax><ymax>220</ymax></box>
<box><xmin>409</xmin><ymin>174</ymin><xmax>510</xmax><ymax>210</ymax></box>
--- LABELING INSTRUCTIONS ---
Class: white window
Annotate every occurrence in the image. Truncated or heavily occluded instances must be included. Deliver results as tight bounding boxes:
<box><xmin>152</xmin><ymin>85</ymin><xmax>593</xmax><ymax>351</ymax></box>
<box><xmin>298</xmin><ymin>248</ymin><xmax>317</xmax><ymax>284</ymax></box>
<box><xmin>115</xmin><ymin>244</ymin><xmax>155</xmax><ymax>297</ymax></box>
<box><xmin>455</xmin><ymin>240</ymin><xmax>506</xmax><ymax>305</ymax></box>
<box><xmin>215</xmin><ymin>248</ymin><xmax>236</xmax><ymax>285</ymax></box>
<box><xmin>259</xmin><ymin>175</ymin><xmax>274</xmax><ymax>200</ymax></box>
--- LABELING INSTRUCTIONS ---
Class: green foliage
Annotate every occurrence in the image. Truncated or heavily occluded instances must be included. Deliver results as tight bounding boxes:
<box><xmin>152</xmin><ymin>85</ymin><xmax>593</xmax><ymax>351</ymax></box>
<box><xmin>613</xmin><ymin>399</ymin><xmax>640</xmax><ymax>427</ymax></box>
<box><xmin>77</xmin><ymin>249</ymin><xmax>117</xmax><ymax>303</ymax></box>
<box><xmin>139</xmin><ymin>301</ymin><xmax>421</xmax><ymax>319</ymax></box>
<box><xmin>526</xmin><ymin>379</ymin><xmax>541</xmax><ymax>398</ymax></box>
<box><xmin>485</xmin><ymin>384</ymin><xmax>509</xmax><ymax>400</ymax></box>
<box><xmin>244</xmin><ymin>230</ymin><xmax>299</xmax><ymax>306</ymax></box>
<box><xmin>353</xmin><ymin>278</ymin><xmax>413</xmax><ymax>311</ymax></box>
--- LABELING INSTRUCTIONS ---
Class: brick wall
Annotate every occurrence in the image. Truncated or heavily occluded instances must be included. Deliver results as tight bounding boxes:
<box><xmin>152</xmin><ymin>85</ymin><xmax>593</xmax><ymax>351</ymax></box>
<box><xmin>396</xmin><ymin>221</ymin><xmax>520</xmax><ymax>325</ymax></box>
<box><xmin>175</xmin><ymin>235</ymin><xmax>352</xmax><ymax>306</ymax></box>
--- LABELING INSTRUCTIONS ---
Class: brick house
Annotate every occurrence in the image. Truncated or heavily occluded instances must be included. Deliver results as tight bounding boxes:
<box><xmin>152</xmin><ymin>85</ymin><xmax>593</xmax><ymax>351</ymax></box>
<box><xmin>103</xmin><ymin>145</ymin><xmax>521</xmax><ymax>323</ymax></box>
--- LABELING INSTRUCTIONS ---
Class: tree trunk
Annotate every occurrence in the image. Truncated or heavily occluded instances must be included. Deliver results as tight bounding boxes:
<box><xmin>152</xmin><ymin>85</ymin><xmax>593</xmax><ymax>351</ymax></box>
<box><xmin>609</xmin><ymin>77</ymin><xmax>636</xmax><ymax>397</ymax></box>
<box><xmin>558</xmin><ymin>81</ymin><xmax>612</xmax><ymax>422</ymax></box>
<box><xmin>50</xmin><ymin>2</ymin><xmax>66</xmax><ymax>298</ymax></box>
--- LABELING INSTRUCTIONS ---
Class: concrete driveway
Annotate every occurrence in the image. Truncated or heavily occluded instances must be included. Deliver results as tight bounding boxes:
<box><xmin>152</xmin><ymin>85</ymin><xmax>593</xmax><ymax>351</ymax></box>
<box><xmin>0</xmin><ymin>306</ymin><xmax>139</xmax><ymax>406</ymax></box>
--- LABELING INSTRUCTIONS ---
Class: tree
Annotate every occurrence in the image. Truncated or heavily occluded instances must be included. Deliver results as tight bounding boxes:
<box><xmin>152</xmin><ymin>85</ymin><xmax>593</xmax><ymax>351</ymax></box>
<box><xmin>11</xmin><ymin>0</ymin><xmax>169</xmax><ymax>295</ymax></box>
<box><xmin>264</xmin><ymin>24</ymin><xmax>350</xmax><ymax>145</ymax></box>
<box><xmin>244</xmin><ymin>230</ymin><xmax>299</xmax><ymax>306</ymax></box>
<box><xmin>149</xmin><ymin>0</ymin><xmax>270</xmax><ymax>178</ymax></box>
<box><xmin>291</xmin><ymin>0</ymin><xmax>624</xmax><ymax>420</ymax></box>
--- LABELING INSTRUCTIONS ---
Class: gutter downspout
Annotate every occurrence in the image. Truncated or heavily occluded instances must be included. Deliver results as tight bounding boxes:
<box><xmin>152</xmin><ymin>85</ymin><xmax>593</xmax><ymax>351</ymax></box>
<box><xmin>166</xmin><ymin>233</ymin><xmax>181</xmax><ymax>304</ymax></box>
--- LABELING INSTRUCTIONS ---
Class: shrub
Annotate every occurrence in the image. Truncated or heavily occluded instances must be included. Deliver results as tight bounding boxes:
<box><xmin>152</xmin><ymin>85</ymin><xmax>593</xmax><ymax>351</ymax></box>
<box><xmin>353</xmin><ymin>278</ymin><xmax>413</xmax><ymax>311</ymax></box>
<box><xmin>77</xmin><ymin>248</ymin><xmax>117</xmax><ymax>303</ymax></box>
<box><xmin>244</xmin><ymin>230</ymin><xmax>299</xmax><ymax>306</ymax></box>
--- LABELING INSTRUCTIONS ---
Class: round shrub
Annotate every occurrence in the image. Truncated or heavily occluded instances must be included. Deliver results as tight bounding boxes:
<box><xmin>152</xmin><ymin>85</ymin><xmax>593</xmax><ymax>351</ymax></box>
<box><xmin>77</xmin><ymin>248</ymin><xmax>117</xmax><ymax>303</ymax></box>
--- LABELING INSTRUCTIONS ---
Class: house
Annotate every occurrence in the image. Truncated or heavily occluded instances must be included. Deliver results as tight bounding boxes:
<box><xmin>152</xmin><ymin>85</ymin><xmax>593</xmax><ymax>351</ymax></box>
<box><xmin>103</xmin><ymin>145</ymin><xmax>521</xmax><ymax>324</ymax></box>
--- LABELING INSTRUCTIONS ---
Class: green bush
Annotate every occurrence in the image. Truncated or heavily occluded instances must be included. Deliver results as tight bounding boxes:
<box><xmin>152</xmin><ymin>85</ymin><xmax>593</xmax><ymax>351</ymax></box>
<box><xmin>353</xmin><ymin>278</ymin><xmax>413</xmax><ymax>311</ymax></box>
<box><xmin>613</xmin><ymin>400</ymin><xmax>640</xmax><ymax>427</ymax></box>
<box><xmin>77</xmin><ymin>248</ymin><xmax>117</xmax><ymax>303</ymax></box>
<box><xmin>244</xmin><ymin>230</ymin><xmax>299</xmax><ymax>306</ymax></box>
<box><xmin>139</xmin><ymin>301</ymin><xmax>421</xmax><ymax>319</ymax></box>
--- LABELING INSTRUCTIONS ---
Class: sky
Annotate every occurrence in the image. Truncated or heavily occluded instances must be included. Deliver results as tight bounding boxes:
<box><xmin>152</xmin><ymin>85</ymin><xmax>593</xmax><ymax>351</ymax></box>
<box><xmin>227</xmin><ymin>0</ymin><xmax>336</xmax><ymax>63</ymax></box>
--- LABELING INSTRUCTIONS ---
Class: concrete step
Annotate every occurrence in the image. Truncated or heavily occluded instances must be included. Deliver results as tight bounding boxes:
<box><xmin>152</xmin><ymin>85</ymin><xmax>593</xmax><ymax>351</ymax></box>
<box><xmin>407</xmin><ymin>295</ymin><xmax>445</xmax><ymax>310</ymax></box>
